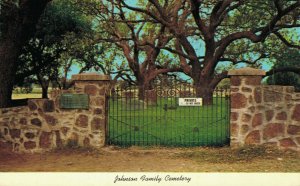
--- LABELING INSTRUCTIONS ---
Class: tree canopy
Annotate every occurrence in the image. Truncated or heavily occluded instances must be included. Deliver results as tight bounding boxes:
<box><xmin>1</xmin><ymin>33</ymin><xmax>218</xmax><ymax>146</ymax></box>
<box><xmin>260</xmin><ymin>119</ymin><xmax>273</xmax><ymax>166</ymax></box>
<box><xmin>113</xmin><ymin>0</ymin><xmax>300</xmax><ymax>104</ymax></box>
<box><xmin>0</xmin><ymin>0</ymin><xmax>299</xmax><ymax>107</ymax></box>
<box><xmin>15</xmin><ymin>0</ymin><xmax>94</xmax><ymax>98</ymax></box>
<box><xmin>0</xmin><ymin>0</ymin><xmax>51</xmax><ymax>107</ymax></box>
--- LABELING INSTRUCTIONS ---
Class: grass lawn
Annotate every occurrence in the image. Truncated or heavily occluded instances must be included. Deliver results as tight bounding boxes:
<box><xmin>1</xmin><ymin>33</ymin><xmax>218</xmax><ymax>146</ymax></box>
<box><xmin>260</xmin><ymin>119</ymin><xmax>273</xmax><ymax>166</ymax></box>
<box><xmin>108</xmin><ymin>97</ymin><xmax>230</xmax><ymax>147</ymax></box>
<box><xmin>12</xmin><ymin>88</ymin><xmax>43</xmax><ymax>99</ymax></box>
<box><xmin>12</xmin><ymin>93</ymin><xmax>42</xmax><ymax>99</ymax></box>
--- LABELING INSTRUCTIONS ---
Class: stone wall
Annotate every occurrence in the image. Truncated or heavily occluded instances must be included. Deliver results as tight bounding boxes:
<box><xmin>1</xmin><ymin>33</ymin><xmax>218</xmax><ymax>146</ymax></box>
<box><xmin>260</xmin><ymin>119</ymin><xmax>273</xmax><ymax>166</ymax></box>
<box><xmin>229</xmin><ymin>67</ymin><xmax>300</xmax><ymax>151</ymax></box>
<box><xmin>2</xmin><ymin>69</ymin><xmax>299</xmax><ymax>152</ymax></box>
<box><xmin>0</xmin><ymin>73</ymin><xmax>111</xmax><ymax>153</ymax></box>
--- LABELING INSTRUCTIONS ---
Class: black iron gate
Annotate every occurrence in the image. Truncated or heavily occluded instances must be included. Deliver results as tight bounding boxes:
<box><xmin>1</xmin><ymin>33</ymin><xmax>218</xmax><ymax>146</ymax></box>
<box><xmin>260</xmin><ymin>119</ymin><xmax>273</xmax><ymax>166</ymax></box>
<box><xmin>107</xmin><ymin>77</ymin><xmax>230</xmax><ymax>147</ymax></box>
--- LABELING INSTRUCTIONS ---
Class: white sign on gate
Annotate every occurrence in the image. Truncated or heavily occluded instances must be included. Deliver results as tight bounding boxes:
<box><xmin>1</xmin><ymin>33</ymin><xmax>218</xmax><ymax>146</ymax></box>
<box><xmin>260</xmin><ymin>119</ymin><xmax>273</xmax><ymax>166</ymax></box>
<box><xmin>178</xmin><ymin>98</ymin><xmax>203</xmax><ymax>106</ymax></box>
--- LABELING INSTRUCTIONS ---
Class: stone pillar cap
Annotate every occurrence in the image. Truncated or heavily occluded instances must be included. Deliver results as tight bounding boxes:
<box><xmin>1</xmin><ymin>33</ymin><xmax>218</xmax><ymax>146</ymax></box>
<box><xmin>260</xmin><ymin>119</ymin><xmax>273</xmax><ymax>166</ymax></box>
<box><xmin>71</xmin><ymin>73</ymin><xmax>111</xmax><ymax>81</ymax></box>
<box><xmin>228</xmin><ymin>67</ymin><xmax>266</xmax><ymax>76</ymax></box>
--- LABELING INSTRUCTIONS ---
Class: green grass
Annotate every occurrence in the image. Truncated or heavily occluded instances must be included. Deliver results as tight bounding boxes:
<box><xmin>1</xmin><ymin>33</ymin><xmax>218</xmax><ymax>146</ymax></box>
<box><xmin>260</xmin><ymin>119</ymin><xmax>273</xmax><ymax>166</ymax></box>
<box><xmin>12</xmin><ymin>88</ymin><xmax>43</xmax><ymax>99</ymax></box>
<box><xmin>12</xmin><ymin>93</ymin><xmax>42</xmax><ymax>99</ymax></box>
<box><xmin>108</xmin><ymin>97</ymin><xmax>230</xmax><ymax>147</ymax></box>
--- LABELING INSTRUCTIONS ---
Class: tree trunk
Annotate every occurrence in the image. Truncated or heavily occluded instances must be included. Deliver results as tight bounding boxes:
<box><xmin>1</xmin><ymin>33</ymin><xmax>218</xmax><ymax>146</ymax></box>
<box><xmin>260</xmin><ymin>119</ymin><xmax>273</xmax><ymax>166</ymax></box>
<box><xmin>138</xmin><ymin>80</ymin><xmax>151</xmax><ymax>101</ymax></box>
<box><xmin>37</xmin><ymin>75</ymin><xmax>49</xmax><ymax>99</ymax></box>
<box><xmin>193</xmin><ymin>74</ymin><xmax>214</xmax><ymax>105</ymax></box>
<box><xmin>0</xmin><ymin>41</ymin><xmax>19</xmax><ymax>107</ymax></box>
<box><xmin>41</xmin><ymin>85</ymin><xmax>49</xmax><ymax>99</ymax></box>
<box><xmin>195</xmin><ymin>86</ymin><xmax>214</xmax><ymax>105</ymax></box>
<box><xmin>138</xmin><ymin>83</ymin><xmax>146</xmax><ymax>100</ymax></box>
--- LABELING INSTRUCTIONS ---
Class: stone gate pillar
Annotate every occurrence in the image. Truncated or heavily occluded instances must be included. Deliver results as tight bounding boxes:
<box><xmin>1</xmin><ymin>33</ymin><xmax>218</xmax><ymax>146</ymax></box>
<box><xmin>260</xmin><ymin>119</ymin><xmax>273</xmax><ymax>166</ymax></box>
<box><xmin>228</xmin><ymin>67</ymin><xmax>266</xmax><ymax>147</ymax></box>
<box><xmin>71</xmin><ymin>73</ymin><xmax>111</xmax><ymax>148</ymax></box>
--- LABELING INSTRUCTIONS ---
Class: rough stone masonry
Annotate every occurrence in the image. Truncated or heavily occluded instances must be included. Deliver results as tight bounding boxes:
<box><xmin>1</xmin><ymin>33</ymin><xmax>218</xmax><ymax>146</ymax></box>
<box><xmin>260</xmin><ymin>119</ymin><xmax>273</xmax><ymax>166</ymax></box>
<box><xmin>0</xmin><ymin>73</ymin><xmax>111</xmax><ymax>153</ymax></box>
<box><xmin>229</xmin><ymin>67</ymin><xmax>300</xmax><ymax>151</ymax></box>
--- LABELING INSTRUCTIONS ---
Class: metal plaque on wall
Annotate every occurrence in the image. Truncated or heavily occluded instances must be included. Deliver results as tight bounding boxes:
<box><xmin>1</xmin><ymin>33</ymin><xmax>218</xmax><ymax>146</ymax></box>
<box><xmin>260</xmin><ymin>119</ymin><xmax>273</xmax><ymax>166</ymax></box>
<box><xmin>59</xmin><ymin>94</ymin><xmax>89</xmax><ymax>109</ymax></box>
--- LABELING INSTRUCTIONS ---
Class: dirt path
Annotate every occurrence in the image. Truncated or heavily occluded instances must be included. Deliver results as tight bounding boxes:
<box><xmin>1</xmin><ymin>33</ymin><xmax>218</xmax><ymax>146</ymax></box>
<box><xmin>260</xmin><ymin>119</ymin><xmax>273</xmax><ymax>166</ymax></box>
<box><xmin>0</xmin><ymin>146</ymin><xmax>299</xmax><ymax>172</ymax></box>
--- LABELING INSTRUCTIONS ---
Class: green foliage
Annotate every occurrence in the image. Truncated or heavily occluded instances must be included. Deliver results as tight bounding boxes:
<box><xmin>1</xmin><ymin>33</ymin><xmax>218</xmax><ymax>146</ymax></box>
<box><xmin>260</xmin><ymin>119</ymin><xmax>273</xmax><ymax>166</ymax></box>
<box><xmin>219</xmin><ymin>0</ymin><xmax>299</xmax><ymax>69</ymax></box>
<box><xmin>266</xmin><ymin>49</ymin><xmax>300</xmax><ymax>91</ymax></box>
<box><xmin>15</xmin><ymin>0</ymin><xmax>94</xmax><ymax>90</ymax></box>
<box><xmin>37</xmin><ymin>0</ymin><xmax>92</xmax><ymax>45</ymax></box>
<box><xmin>217</xmin><ymin>79</ymin><xmax>230</xmax><ymax>89</ymax></box>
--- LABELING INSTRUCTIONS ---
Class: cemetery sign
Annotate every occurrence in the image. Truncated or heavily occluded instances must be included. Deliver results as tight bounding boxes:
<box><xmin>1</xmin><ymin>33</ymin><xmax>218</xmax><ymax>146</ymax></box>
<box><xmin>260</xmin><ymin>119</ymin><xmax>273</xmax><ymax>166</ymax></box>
<box><xmin>178</xmin><ymin>98</ymin><xmax>203</xmax><ymax>106</ymax></box>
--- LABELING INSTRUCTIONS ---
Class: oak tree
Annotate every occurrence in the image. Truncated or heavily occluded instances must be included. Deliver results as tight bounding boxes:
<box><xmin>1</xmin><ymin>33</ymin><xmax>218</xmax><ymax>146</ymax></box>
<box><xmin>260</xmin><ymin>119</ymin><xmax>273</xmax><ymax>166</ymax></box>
<box><xmin>120</xmin><ymin>0</ymin><xmax>300</xmax><ymax>104</ymax></box>
<box><xmin>83</xmin><ymin>0</ymin><xmax>181</xmax><ymax>99</ymax></box>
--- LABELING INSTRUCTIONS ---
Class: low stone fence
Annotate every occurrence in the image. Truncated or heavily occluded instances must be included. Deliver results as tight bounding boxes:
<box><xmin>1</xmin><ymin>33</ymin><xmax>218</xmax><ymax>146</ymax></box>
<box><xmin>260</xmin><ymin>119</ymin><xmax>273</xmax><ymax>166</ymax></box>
<box><xmin>0</xmin><ymin>73</ymin><xmax>110</xmax><ymax>153</ymax></box>
<box><xmin>1</xmin><ymin>69</ymin><xmax>300</xmax><ymax>153</ymax></box>
<box><xmin>229</xmin><ymin>68</ymin><xmax>300</xmax><ymax>151</ymax></box>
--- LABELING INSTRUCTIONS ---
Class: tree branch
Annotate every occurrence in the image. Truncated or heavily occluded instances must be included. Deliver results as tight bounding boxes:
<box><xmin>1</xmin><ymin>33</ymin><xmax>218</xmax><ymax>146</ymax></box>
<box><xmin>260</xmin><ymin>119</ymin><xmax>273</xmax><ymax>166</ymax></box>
<box><xmin>216</xmin><ymin>0</ymin><xmax>299</xmax><ymax>61</ymax></box>
<box><xmin>175</xmin><ymin>40</ymin><xmax>192</xmax><ymax>75</ymax></box>
<box><xmin>220</xmin><ymin>53</ymin><xmax>268</xmax><ymax>65</ymax></box>
<box><xmin>190</xmin><ymin>0</ymin><xmax>210</xmax><ymax>39</ymax></box>
<box><xmin>120</xmin><ymin>0</ymin><xmax>170</xmax><ymax>26</ymax></box>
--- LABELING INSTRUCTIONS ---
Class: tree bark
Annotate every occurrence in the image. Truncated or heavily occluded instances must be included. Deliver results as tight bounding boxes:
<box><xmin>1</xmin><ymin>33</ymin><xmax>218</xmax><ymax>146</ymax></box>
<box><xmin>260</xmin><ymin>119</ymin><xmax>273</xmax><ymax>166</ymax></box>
<box><xmin>194</xmin><ymin>76</ymin><xmax>214</xmax><ymax>105</ymax></box>
<box><xmin>41</xmin><ymin>85</ymin><xmax>49</xmax><ymax>99</ymax></box>
<box><xmin>137</xmin><ymin>78</ymin><xmax>151</xmax><ymax>101</ymax></box>
<box><xmin>37</xmin><ymin>74</ymin><xmax>49</xmax><ymax>99</ymax></box>
<box><xmin>0</xmin><ymin>41</ymin><xmax>19</xmax><ymax>107</ymax></box>
<box><xmin>195</xmin><ymin>86</ymin><xmax>214</xmax><ymax>105</ymax></box>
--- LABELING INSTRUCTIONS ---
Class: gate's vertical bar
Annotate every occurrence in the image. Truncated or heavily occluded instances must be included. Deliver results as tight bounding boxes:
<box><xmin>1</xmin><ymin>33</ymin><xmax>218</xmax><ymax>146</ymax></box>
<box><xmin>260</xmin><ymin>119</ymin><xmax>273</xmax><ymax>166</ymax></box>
<box><xmin>170</xmin><ymin>77</ymin><xmax>173</xmax><ymax>146</ymax></box>
<box><xmin>122</xmin><ymin>87</ymin><xmax>124</xmax><ymax>146</ymax></box>
<box><xmin>227</xmin><ymin>88</ymin><xmax>230</xmax><ymax>143</ymax></box>
<box><xmin>172</xmin><ymin>77</ymin><xmax>176</xmax><ymax>146</ymax></box>
<box><xmin>108</xmin><ymin>89</ymin><xmax>111</xmax><ymax>145</ymax></box>
<box><xmin>110</xmin><ymin>88</ymin><xmax>114</xmax><ymax>145</ymax></box>
<box><xmin>149</xmin><ymin>86</ymin><xmax>152</xmax><ymax>146</ymax></box>
<box><xmin>218</xmin><ymin>88</ymin><xmax>220</xmax><ymax>144</ymax></box>
<box><xmin>214</xmin><ymin>88</ymin><xmax>217</xmax><ymax>145</ymax></box>
<box><xmin>196</xmin><ymin>85</ymin><xmax>199</xmax><ymax>145</ymax></box>
<box><xmin>142</xmin><ymin>86</ymin><xmax>145</xmax><ymax>146</ymax></box>
<box><xmin>220</xmin><ymin>88</ymin><xmax>224</xmax><ymax>144</ymax></box>
<box><xmin>155</xmin><ymin>77</ymin><xmax>161</xmax><ymax>145</ymax></box>
<box><xmin>131</xmin><ymin>87</ymin><xmax>135</xmax><ymax>146</ymax></box>
<box><xmin>163</xmin><ymin>79</ymin><xmax>167</xmax><ymax>145</ymax></box>
<box><xmin>215</xmin><ymin>88</ymin><xmax>218</xmax><ymax>145</ymax></box>
<box><xmin>147</xmin><ymin>88</ymin><xmax>149</xmax><ymax>146</ymax></box>
<box><xmin>173</xmin><ymin>77</ymin><xmax>176</xmax><ymax>145</ymax></box>
<box><xmin>205</xmin><ymin>90</ymin><xmax>208</xmax><ymax>146</ymax></box>
<box><xmin>158</xmin><ymin>78</ymin><xmax>161</xmax><ymax>146</ymax></box>
<box><xmin>173</xmin><ymin>77</ymin><xmax>176</xmax><ymax>146</ymax></box>
<box><xmin>209</xmin><ymin>88</ymin><xmax>212</xmax><ymax>145</ymax></box>
<box><xmin>177</xmin><ymin>82</ymin><xmax>181</xmax><ymax>146</ymax></box>
<box><xmin>116</xmin><ymin>87</ymin><xmax>119</xmax><ymax>145</ymax></box>
<box><xmin>162</xmin><ymin>78</ymin><xmax>164</xmax><ymax>145</ymax></box>
<box><xmin>189</xmin><ymin>85</ymin><xmax>193</xmax><ymax>146</ymax></box>
<box><xmin>112</xmin><ymin>88</ymin><xmax>115</xmax><ymax>145</ymax></box>
<box><xmin>123</xmin><ymin>87</ymin><xmax>126</xmax><ymax>146</ymax></box>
